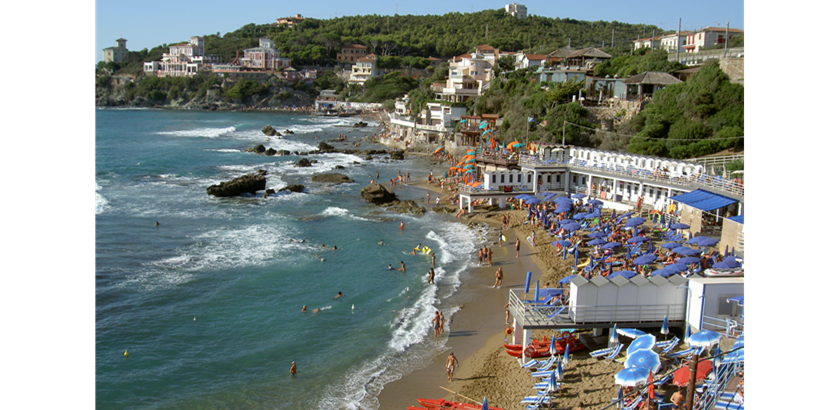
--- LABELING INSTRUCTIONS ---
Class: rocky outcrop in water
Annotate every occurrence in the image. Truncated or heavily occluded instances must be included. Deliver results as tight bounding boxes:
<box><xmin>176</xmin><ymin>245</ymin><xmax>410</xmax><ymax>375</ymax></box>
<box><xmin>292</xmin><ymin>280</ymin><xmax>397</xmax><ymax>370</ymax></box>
<box><xmin>311</xmin><ymin>173</ymin><xmax>354</xmax><ymax>184</ymax></box>
<box><xmin>383</xmin><ymin>200</ymin><xmax>426</xmax><ymax>215</ymax></box>
<box><xmin>295</xmin><ymin>158</ymin><xmax>312</xmax><ymax>167</ymax></box>
<box><xmin>360</xmin><ymin>183</ymin><xmax>398</xmax><ymax>205</ymax></box>
<box><xmin>281</xmin><ymin>184</ymin><xmax>305</xmax><ymax>193</ymax></box>
<box><xmin>390</xmin><ymin>150</ymin><xmax>405</xmax><ymax>160</ymax></box>
<box><xmin>207</xmin><ymin>171</ymin><xmax>267</xmax><ymax>197</ymax></box>
<box><xmin>262</xmin><ymin>125</ymin><xmax>281</xmax><ymax>136</ymax></box>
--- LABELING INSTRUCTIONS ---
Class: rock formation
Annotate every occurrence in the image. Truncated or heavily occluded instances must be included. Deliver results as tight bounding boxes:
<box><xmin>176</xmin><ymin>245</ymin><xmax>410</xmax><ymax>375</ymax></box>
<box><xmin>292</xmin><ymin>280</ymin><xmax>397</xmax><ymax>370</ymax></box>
<box><xmin>262</xmin><ymin>125</ymin><xmax>281</xmax><ymax>136</ymax></box>
<box><xmin>207</xmin><ymin>171</ymin><xmax>267</xmax><ymax>197</ymax></box>
<box><xmin>360</xmin><ymin>183</ymin><xmax>398</xmax><ymax>204</ymax></box>
<box><xmin>311</xmin><ymin>173</ymin><xmax>354</xmax><ymax>184</ymax></box>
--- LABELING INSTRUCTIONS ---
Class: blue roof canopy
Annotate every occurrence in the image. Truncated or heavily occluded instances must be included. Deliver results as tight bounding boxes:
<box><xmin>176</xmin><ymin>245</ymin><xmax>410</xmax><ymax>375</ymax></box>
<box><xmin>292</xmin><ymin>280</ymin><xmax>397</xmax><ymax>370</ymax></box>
<box><xmin>728</xmin><ymin>214</ymin><xmax>744</xmax><ymax>224</ymax></box>
<box><xmin>669</xmin><ymin>189</ymin><xmax>738</xmax><ymax>212</ymax></box>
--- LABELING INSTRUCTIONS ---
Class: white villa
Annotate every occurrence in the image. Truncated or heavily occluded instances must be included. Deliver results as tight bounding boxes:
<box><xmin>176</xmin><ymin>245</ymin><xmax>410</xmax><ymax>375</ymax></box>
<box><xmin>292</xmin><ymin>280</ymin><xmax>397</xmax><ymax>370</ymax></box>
<box><xmin>144</xmin><ymin>36</ymin><xmax>207</xmax><ymax>77</ymax></box>
<box><xmin>349</xmin><ymin>54</ymin><xmax>379</xmax><ymax>85</ymax></box>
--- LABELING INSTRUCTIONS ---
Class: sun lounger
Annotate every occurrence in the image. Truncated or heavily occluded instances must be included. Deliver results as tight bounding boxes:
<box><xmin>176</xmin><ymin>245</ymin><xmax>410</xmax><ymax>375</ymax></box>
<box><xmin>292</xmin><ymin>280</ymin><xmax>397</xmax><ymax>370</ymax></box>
<box><xmin>611</xmin><ymin>395</ymin><xmax>643</xmax><ymax>410</ymax></box>
<box><xmin>533</xmin><ymin>356</ymin><xmax>557</xmax><ymax>372</ymax></box>
<box><xmin>545</xmin><ymin>306</ymin><xmax>567</xmax><ymax>319</ymax></box>
<box><xmin>589</xmin><ymin>346</ymin><xmax>613</xmax><ymax>358</ymax></box>
<box><xmin>714</xmin><ymin>392</ymin><xmax>744</xmax><ymax>410</ymax></box>
<box><xmin>522</xmin><ymin>390</ymin><xmax>550</xmax><ymax>406</ymax></box>
<box><xmin>666</xmin><ymin>346</ymin><xmax>702</xmax><ymax>359</ymax></box>
<box><xmin>654</xmin><ymin>373</ymin><xmax>672</xmax><ymax>387</ymax></box>
<box><xmin>521</xmin><ymin>358</ymin><xmax>539</xmax><ymax>368</ymax></box>
<box><xmin>657</xmin><ymin>337</ymin><xmax>680</xmax><ymax>354</ymax></box>
<box><xmin>605</xmin><ymin>343</ymin><xmax>625</xmax><ymax>363</ymax></box>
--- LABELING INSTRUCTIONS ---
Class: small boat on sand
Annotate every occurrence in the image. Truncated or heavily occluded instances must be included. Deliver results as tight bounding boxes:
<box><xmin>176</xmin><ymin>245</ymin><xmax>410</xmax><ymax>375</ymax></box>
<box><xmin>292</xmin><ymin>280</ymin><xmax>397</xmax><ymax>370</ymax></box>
<box><xmin>415</xmin><ymin>398</ymin><xmax>504</xmax><ymax>410</ymax></box>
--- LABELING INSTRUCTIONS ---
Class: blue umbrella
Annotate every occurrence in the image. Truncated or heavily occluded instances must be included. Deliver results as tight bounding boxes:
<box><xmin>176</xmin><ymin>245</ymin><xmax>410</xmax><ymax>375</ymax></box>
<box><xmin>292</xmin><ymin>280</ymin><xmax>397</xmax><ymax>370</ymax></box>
<box><xmin>607</xmin><ymin>270</ymin><xmax>636</xmax><ymax>279</ymax></box>
<box><xmin>687</xmin><ymin>329</ymin><xmax>722</xmax><ymax>347</ymax></box>
<box><xmin>617</xmin><ymin>328</ymin><xmax>648</xmax><ymax>339</ymax></box>
<box><xmin>660</xmin><ymin>242</ymin><xmax>681</xmax><ymax>249</ymax></box>
<box><xmin>650</xmin><ymin>268</ymin><xmax>674</xmax><ymax>277</ymax></box>
<box><xmin>534</xmin><ymin>280</ymin><xmax>540</xmax><ymax>302</ymax></box>
<box><xmin>588</xmin><ymin>231</ymin><xmax>608</xmax><ymax>238</ymax></box>
<box><xmin>525</xmin><ymin>198</ymin><xmax>541</xmax><ymax>205</ymax></box>
<box><xmin>573</xmin><ymin>212</ymin><xmax>590</xmax><ymax>220</ymax></box>
<box><xmin>548</xmin><ymin>370</ymin><xmax>558</xmax><ymax>392</ymax></box>
<box><xmin>601</xmin><ymin>242</ymin><xmax>622</xmax><ymax>250</ymax></box>
<box><xmin>542</xmin><ymin>192</ymin><xmax>557</xmax><ymax>201</ymax></box>
<box><xmin>554</xmin><ymin>206</ymin><xmax>572</xmax><ymax>214</ymax></box>
<box><xmin>572</xmin><ymin>193</ymin><xmax>587</xmax><ymax>199</ymax></box>
<box><xmin>664</xmin><ymin>263</ymin><xmax>688</xmax><ymax>273</ymax></box>
<box><xmin>627</xmin><ymin>334</ymin><xmax>656</xmax><ymax>355</ymax></box>
<box><xmin>673</xmin><ymin>247</ymin><xmax>701</xmax><ymax>256</ymax></box>
<box><xmin>661</xmin><ymin>315</ymin><xmax>669</xmax><ymax>335</ymax></box>
<box><xmin>562</xmin><ymin>222</ymin><xmax>581</xmax><ymax>231</ymax></box>
<box><xmin>609</xmin><ymin>323</ymin><xmax>619</xmax><ymax>347</ymax></box>
<box><xmin>634</xmin><ymin>254</ymin><xmax>657</xmax><ymax>265</ymax></box>
<box><xmin>515</xmin><ymin>194</ymin><xmax>531</xmax><ymax>199</ymax></box>
<box><xmin>556</xmin><ymin>240</ymin><xmax>573</xmax><ymax>247</ymax></box>
<box><xmin>686</xmin><ymin>236</ymin><xmax>708</xmax><ymax>245</ymax></box>
<box><xmin>614</xmin><ymin>367</ymin><xmax>649</xmax><ymax>387</ymax></box>
<box><xmin>624</xmin><ymin>349</ymin><xmax>662</xmax><ymax>373</ymax></box>
<box><xmin>563</xmin><ymin>342</ymin><xmax>571</xmax><ymax>366</ymax></box>
<box><xmin>559</xmin><ymin>219</ymin><xmax>575</xmax><ymax>224</ymax></box>
<box><xmin>669</xmin><ymin>222</ymin><xmax>689</xmax><ymax>230</ymax></box>
<box><xmin>626</xmin><ymin>236</ymin><xmax>649</xmax><ymax>244</ymax></box>
<box><xmin>555</xmin><ymin>365</ymin><xmax>563</xmax><ymax>385</ymax></box>
<box><xmin>588</xmin><ymin>238</ymin><xmax>607</xmax><ymax>246</ymax></box>
<box><xmin>626</xmin><ymin>217</ymin><xmax>647</xmax><ymax>227</ymax></box>
<box><xmin>481</xmin><ymin>397</ymin><xmax>489</xmax><ymax>410</ymax></box>
<box><xmin>617</xmin><ymin>211</ymin><xmax>634</xmax><ymax>220</ymax></box>
<box><xmin>677</xmin><ymin>257</ymin><xmax>701</xmax><ymax>265</ymax></box>
<box><xmin>550</xmin><ymin>334</ymin><xmax>557</xmax><ymax>356</ymax></box>
<box><xmin>698</xmin><ymin>238</ymin><xmax>720</xmax><ymax>247</ymax></box>
<box><xmin>712</xmin><ymin>260</ymin><xmax>739</xmax><ymax>269</ymax></box>
<box><xmin>588</xmin><ymin>199</ymin><xmax>603</xmax><ymax>206</ymax></box>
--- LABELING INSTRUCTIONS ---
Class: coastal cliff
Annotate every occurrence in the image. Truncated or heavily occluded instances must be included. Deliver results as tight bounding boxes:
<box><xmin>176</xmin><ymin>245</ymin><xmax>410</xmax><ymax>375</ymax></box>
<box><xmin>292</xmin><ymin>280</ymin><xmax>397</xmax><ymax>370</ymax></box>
<box><xmin>95</xmin><ymin>73</ymin><xmax>314</xmax><ymax>110</ymax></box>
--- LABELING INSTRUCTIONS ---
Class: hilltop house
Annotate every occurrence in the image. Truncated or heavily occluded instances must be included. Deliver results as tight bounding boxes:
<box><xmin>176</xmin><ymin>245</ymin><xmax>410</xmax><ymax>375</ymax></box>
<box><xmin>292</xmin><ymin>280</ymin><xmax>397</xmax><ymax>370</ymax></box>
<box><xmin>435</xmin><ymin>46</ymin><xmax>501</xmax><ymax>103</ymax></box>
<box><xmin>683</xmin><ymin>27</ymin><xmax>744</xmax><ymax>53</ymax></box>
<box><xmin>505</xmin><ymin>3</ymin><xmax>528</xmax><ymax>19</ymax></box>
<box><xmin>241</xmin><ymin>38</ymin><xmax>291</xmax><ymax>71</ymax></box>
<box><xmin>103</xmin><ymin>38</ymin><xmax>128</xmax><ymax>63</ymax></box>
<box><xmin>144</xmin><ymin>36</ymin><xmax>207</xmax><ymax>77</ymax></box>
<box><xmin>349</xmin><ymin>54</ymin><xmax>379</xmax><ymax>85</ymax></box>
<box><xmin>546</xmin><ymin>47</ymin><xmax>611</xmax><ymax>69</ymax></box>
<box><xmin>658</xmin><ymin>31</ymin><xmax>691</xmax><ymax>53</ymax></box>
<box><xmin>275</xmin><ymin>14</ymin><xmax>305</xmax><ymax>28</ymax></box>
<box><xmin>513</xmin><ymin>52</ymin><xmax>546</xmax><ymax>70</ymax></box>
<box><xmin>338</xmin><ymin>44</ymin><xmax>368</xmax><ymax>63</ymax></box>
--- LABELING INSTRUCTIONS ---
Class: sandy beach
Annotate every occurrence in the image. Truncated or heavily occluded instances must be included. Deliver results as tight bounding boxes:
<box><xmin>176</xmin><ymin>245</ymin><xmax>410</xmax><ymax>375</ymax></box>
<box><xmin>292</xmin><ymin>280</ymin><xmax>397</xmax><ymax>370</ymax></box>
<box><xmin>377</xmin><ymin>177</ymin><xmax>639</xmax><ymax>410</ymax></box>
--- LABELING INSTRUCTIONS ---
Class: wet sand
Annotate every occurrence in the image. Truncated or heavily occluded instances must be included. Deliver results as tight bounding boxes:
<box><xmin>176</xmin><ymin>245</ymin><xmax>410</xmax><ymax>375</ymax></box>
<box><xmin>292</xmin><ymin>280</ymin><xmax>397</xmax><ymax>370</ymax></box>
<box><xmin>377</xmin><ymin>178</ymin><xmax>633</xmax><ymax>409</ymax></box>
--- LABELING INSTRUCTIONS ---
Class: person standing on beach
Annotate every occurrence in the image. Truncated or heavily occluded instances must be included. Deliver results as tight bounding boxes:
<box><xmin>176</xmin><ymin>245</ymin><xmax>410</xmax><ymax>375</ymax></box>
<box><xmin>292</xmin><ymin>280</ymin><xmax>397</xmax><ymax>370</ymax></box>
<box><xmin>431</xmin><ymin>252</ymin><xmax>436</xmax><ymax>268</ymax></box>
<box><xmin>432</xmin><ymin>312</ymin><xmax>440</xmax><ymax>337</ymax></box>
<box><xmin>494</xmin><ymin>267</ymin><xmax>503</xmax><ymax>288</ymax></box>
<box><xmin>438</xmin><ymin>312</ymin><xmax>445</xmax><ymax>335</ymax></box>
<box><xmin>478</xmin><ymin>248</ymin><xmax>484</xmax><ymax>266</ymax></box>
<box><xmin>486</xmin><ymin>246</ymin><xmax>493</xmax><ymax>266</ymax></box>
<box><xmin>504</xmin><ymin>303</ymin><xmax>510</xmax><ymax>325</ymax></box>
<box><xmin>289</xmin><ymin>361</ymin><xmax>297</xmax><ymax>375</ymax></box>
<box><xmin>515</xmin><ymin>238</ymin><xmax>521</xmax><ymax>258</ymax></box>
<box><xmin>445</xmin><ymin>353</ymin><xmax>459</xmax><ymax>382</ymax></box>
<box><xmin>376</xmin><ymin>171</ymin><xmax>379</xmax><ymax>180</ymax></box>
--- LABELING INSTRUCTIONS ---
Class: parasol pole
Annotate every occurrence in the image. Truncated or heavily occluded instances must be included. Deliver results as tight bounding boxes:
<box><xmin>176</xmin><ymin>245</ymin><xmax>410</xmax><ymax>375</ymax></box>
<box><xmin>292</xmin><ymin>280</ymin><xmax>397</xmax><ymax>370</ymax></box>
<box><xmin>438</xmin><ymin>386</ymin><xmax>482</xmax><ymax>405</ymax></box>
<box><xmin>686</xmin><ymin>353</ymin><xmax>699</xmax><ymax>410</ymax></box>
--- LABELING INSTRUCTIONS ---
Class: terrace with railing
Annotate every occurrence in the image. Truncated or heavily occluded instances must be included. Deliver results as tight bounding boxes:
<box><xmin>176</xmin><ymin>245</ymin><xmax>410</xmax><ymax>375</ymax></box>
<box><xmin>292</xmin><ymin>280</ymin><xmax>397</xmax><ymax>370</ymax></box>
<box><xmin>517</xmin><ymin>155</ymin><xmax>743</xmax><ymax>199</ymax></box>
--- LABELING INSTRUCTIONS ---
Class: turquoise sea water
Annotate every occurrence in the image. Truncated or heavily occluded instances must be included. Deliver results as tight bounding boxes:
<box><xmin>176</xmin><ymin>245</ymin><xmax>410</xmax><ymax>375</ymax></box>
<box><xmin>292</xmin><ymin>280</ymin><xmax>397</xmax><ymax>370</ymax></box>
<box><xmin>95</xmin><ymin>109</ymin><xmax>487</xmax><ymax>409</ymax></box>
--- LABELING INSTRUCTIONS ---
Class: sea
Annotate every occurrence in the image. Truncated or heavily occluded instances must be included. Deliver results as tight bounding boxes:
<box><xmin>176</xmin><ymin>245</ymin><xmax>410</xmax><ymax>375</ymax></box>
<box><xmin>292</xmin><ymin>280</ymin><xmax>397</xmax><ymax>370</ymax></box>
<box><xmin>95</xmin><ymin>108</ymin><xmax>489</xmax><ymax>409</ymax></box>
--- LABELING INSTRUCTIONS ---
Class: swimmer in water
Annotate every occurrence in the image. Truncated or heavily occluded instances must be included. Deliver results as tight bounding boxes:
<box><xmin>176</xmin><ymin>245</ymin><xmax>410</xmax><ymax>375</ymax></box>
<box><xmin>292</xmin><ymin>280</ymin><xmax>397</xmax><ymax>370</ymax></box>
<box><xmin>301</xmin><ymin>305</ymin><xmax>307</xmax><ymax>312</ymax></box>
<box><xmin>335</xmin><ymin>292</ymin><xmax>343</xmax><ymax>299</ymax></box>
<box><xmin>378</xmin><ymin>239</ymin><xmax>384</xmax><ymax>245</ymax></box>
<box><xmin>155</xmin><ymin>221</ymin><xmax>160</xmax><ymax>227</ymax></box>
<box><xmin>387</xmin><ymin>264</ymin><xmax>394</xmax><ymax>270</ymax></box>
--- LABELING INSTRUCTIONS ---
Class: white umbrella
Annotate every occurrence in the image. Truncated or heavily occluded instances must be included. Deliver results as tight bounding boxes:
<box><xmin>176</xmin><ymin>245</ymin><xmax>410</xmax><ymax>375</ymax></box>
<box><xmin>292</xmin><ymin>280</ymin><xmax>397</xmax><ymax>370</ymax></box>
<box><xmin>549</xmin><ymin>334</ymin><xmax>557</xmax><ymax>356</ymax></box>
<box><xmin>614</xmin><ymin>367</ymin><xmax>648</xmax><ymax>387</ymax></box>
<box><xmin>687</xmin><ymin>329</ymin><xmax>722</xmax><ymax>347</ymax></box>
<box><xmin>617</xmin><ymin>328</ymin><xmax>648</xmax><ymax>339</ymax></box>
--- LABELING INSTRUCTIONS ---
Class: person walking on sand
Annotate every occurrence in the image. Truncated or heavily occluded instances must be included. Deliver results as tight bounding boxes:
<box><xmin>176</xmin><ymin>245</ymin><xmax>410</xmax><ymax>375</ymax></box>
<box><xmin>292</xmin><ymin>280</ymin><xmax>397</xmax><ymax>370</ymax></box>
<box><xmin>445</xmin><ymin>353</ymin><xmax>459</xmax><ymax>382</ymax></box>
<box><xmin>515</xmin><ymin>238</ymin><xmax>521</xmax><ymax>258</ymax></box>
<box><xmin>289</xmin><ymin>361</ymin><xmax>297</xmax><ymax>375</ymax></box>
<box><xmin>494</xmin><ymin>267</ymin><xmax>503</xmax><ymax>288</ymax></box>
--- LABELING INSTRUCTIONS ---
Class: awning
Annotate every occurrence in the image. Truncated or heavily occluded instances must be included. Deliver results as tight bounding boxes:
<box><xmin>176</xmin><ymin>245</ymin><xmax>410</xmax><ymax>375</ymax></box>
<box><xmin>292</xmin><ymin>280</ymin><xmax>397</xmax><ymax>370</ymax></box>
<box><xmin>669</xmin><ymin>189</ymin><xmax>738</xmax><ymax>212</ymax></box>
<box><xmin>728</xmin><ymin>214</ymin><xmax>744</xmax><ymax>224</ymax></box>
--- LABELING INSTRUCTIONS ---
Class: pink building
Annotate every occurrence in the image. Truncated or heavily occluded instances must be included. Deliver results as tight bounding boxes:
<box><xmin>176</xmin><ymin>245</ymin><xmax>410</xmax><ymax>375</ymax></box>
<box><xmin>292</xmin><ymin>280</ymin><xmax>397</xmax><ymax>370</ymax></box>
<box><xmin>241</xmin><ymin>38</ymin><xmax>291</xmax><ymax>71</ymax></box>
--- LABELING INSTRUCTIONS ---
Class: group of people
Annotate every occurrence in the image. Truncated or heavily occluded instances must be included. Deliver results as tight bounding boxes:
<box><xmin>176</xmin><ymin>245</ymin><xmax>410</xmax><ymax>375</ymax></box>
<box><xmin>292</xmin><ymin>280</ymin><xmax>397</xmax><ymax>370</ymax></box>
<box><xmin>478</xmin><ymin>245</ymin><xmax>493</xmax><ymax>266</ymax></box>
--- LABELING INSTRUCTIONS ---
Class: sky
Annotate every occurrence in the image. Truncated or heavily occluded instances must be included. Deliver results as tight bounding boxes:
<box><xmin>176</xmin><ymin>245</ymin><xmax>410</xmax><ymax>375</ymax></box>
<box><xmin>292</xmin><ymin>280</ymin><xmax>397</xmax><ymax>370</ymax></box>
<box><xmin>95</xmin><ymin>0</ymin><xmax>745</xmax><ymax>62</ymax></box>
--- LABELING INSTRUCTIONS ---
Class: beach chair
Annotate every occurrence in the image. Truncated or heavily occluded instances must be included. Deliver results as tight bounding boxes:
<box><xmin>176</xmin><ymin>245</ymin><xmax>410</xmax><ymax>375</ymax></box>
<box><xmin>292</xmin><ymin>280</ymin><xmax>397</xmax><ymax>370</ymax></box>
<box><xmin>714</xmin><ymin>392</ymin><xmax>744</xmax><ymax>410</ymax></box>
<box><xmin>521</xmin><ymin>358</ymin><xmax>539</xmax><ymax>368</ymax></box>
<box><xmin>665</xmin><ymin>347</ymin><xmax>694</xmax><ymax>359</ymax></box>
<box><xmin>589</xmin><ymin>346</ymin><xmax>614</xmax><ymax>359</ymax></box>
<box><xmin>545</xmin><ymin>306</ymin><xmax>567</xmax><ymax>319</ymax></box>
<box><xmin>605</xmin><ymin>343</ymin><xmax>625</xmax><ymax>363</ymax></box>
<box><xmin>533</xmin><ymin>356</ymin><xmax>557</xmax><ymax>372</ymax></box>
<box><xmin>611</xmin><ymin>395</ymin><xmax>644</xmax><ymax>410</ymax></box>
<box><xmin>656</xmin><ymin>337</ymin><xmax>680</xmax><ymax>354</ymax></box>
<box><xmin>521</xmin><ymin>389</ymin><xmax>550</xmax><ymax>407</ymax></box>
<box><xmin>653</xmin><ymin>373</ymin><xmax>673</xmax><ymax>387</ymax></box>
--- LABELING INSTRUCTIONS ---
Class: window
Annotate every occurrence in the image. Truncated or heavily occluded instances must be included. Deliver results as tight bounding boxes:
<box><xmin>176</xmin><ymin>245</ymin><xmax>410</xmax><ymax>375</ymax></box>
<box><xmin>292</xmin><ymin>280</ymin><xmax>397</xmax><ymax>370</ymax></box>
<box><xmin>518</xmin><ymin>174</ymin><xmax>522</xmax><ymax>183</ymax></box>
<box><xmin>492</xmin><ymin>175</ymin><xmax>496</xmax><ymax>183</ymax></box>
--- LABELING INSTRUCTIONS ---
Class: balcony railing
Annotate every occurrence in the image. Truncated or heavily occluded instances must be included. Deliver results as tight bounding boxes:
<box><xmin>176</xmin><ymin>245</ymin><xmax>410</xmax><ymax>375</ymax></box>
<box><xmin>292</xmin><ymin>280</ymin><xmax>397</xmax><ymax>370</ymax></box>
<box><xmin>517</xmin><ymin>156</ymin><xmax>744</xmax><ymax>198</ymax></box>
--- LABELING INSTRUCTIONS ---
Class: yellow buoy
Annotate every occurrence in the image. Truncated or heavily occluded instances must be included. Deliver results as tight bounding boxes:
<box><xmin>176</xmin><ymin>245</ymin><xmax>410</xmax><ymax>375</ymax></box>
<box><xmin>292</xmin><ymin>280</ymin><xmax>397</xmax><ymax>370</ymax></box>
<box><xmin>124</xmin><ymin>350</ymin><xmax>129</xmax><ymax>357</ymax></box>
